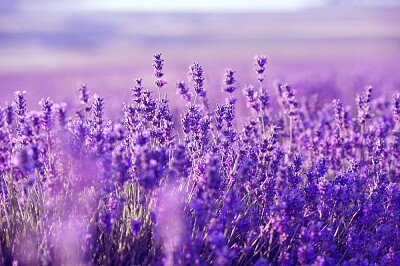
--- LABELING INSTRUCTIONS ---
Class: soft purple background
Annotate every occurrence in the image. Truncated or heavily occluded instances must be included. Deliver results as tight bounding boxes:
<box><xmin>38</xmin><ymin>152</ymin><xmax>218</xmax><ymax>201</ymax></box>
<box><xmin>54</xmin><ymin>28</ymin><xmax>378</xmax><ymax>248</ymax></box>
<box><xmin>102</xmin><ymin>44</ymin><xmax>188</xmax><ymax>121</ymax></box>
<box><xmin>1</xmin><ymin>2</ymin><xmax>399</xmax><ymax>118</ymax></box>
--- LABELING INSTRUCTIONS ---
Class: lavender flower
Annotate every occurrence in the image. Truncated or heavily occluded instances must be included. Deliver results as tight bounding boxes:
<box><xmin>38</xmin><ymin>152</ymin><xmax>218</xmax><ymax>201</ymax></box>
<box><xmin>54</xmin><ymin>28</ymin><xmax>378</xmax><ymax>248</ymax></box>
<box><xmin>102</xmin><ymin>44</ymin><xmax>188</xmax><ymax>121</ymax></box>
<box><xmin>181</xmin><ymin>103</ymin><xmax>201</xmax><ymax>134</ymax></box>
<box><xmin>13</xmin><ymin>142</ymin><xmax>41</xmax><ymax>173</ymax></box>
<box><xmin>39</xmin><ymin>97</ymin><xmax>53</xmax><ymax>132</ymax></box>
<box><xmin>13</xmin><ymin>90</ymin><xmax>27</xmax><ymax>134</ymax></box>
<box><xmin>153</xmin><ymin>53</ymin><xmax>165</xmax><ymax>79</ymax></box>
<box><xmin>131</xmin><ymin>78</ymin><xmax>144</xmax><ymax>104</ymax></box>
<box><xmin>54</xmin><ymin>102</ymin><xmax>67</xmax><ymax>128</ymax></box>
<box><xmin>254</xmin><ymin>55</ymin><xmax>267</xmax><ymax>76</ymax></box>
<box><xmin>243</xmin><ymin>84</ymin><xmax>260</xmax><ymax>112</ymax></box>
<box><xmin>188</xmin><ymin>62</ymin><xmax>205</xmax><ymax>97</ymax></box>
<box><xmin>92</xmin><ymin>94</ymin><xmax>104</xmax><ymax>127</ymax></box>
<box><xmin>175</xmin><ymin>80</ymin><xmax>191</xmax><ymax>102</ymax></box>
<box><xmin>153</xmin><ymin>53</ymin><xmax>167</xmax><ymax>91</ymax></box>
<box><xmin>222</xmin><ymin>68</ymin><xmax>237</xmax><ymax>94</ymax></box>
<box><xmin>258</xmin><ymin>91</ymin><xmax>270</xmax><ymax>111</ymax></box>
<box><xmin>89</xmin><ymin>94</ymin><xmax>105</xmax><ymax>153</ymax></box>
<box><xmin>135</xmin><ymin>147</ymin><xmax>168</xmax><ymax>190</ymax></box>
<box><xmin>332</xmin><ymin>99</ymin><xmax>345</xmax><ymax>133</ymax></box>
<box><xmin>205</xmin><ymin>154</ymin><xmax>222</xmax><ymax>190</ymax></box>
<box><xmin>172</xmin><ymin>144</ymin><xmax>191</xmax><ymax>178</ymax></box>
<box><xmin>356</xmin><ymin>85</ymin><xmax>373</xmax><ymax>126</ymax></box>
<box><xmin>281</xmin><ymin>83</ymin><xmax>298</xmax><ymax>118</ymax></box>
<box><xmin>5</xmin><ymin>102</ymin><xmax>13</xmax><ymax>126</ymax></box>
<box><xmin>78</xmin><ymin>83</ymin><xmax>90</xmax><ymax>104</ymax></box>
<box><xmin>393</xmin><ymin>93</ymin><xmax>400</xmax><ymax>124</ymax></box>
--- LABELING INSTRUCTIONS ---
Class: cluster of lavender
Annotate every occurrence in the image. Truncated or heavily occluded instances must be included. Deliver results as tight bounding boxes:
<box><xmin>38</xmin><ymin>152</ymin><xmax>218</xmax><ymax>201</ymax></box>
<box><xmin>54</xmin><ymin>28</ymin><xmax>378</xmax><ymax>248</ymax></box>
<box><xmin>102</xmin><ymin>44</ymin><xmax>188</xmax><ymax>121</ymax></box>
<box><xmin>0</xmin><ymin>54</ymin><xmax>399</xmax><ymax>265</ymax></box>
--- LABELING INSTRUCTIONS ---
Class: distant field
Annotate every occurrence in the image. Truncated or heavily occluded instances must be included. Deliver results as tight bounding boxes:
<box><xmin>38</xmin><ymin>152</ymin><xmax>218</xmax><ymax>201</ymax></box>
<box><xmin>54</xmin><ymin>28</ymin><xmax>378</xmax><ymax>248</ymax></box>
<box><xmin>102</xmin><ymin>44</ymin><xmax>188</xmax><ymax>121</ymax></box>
<box><xmin>1</xmin><ymin>8</ymin><xmax>399</xmax><ymax>114</ymax></box>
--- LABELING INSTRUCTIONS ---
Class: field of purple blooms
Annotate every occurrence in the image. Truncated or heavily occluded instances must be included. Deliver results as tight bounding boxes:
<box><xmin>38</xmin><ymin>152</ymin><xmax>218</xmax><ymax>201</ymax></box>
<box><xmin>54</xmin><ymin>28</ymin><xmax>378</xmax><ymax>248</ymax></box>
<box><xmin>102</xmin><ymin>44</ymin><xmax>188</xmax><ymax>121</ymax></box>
<box><xmin>0</xmin><ymin>53</ymin><xmax>399</xmax><ymax>265</ymax></box>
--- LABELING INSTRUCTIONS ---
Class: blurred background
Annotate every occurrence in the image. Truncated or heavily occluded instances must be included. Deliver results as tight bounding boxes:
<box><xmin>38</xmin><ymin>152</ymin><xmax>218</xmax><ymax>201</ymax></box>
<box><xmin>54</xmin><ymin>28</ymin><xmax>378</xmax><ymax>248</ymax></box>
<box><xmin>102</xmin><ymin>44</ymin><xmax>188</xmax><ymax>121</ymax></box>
<box><xmin>0</xmin><ymin>0</ymin><xmax>399</xmax><ymax>116</ymax></box>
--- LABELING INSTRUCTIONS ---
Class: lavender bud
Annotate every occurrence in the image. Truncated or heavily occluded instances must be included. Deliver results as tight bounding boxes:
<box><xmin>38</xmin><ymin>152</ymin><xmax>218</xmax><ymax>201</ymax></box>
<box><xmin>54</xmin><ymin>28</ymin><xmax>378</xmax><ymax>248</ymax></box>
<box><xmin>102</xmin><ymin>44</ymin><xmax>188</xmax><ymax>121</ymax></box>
<box><xmin>39</xmin><ymin>97</ymin><xmax>53</xmax><ymax>132</ymax></box>
<box><xmin>0</xmin><ymin>107</ymin><xmax>3</xmax><ymax>126</ymax></box>
<box><xmin>226</xmin><ymin>97</ymin><xmax>237</xmax><ymax>105</ymax></box>
<box><xmin>281</xmin><ymin>83</ymin><xmax>298</xmax><ymax>118</ymax></box>
<box><xmin>135</xmin><ymin>147</ymin><xmax>168</xmax><ymax>190</ymax></box>
<box><xmin>188</xmin><ymin>62</ymin><xmax>205</xmax><ymax>96</ymax></box>
<box><xmin>13</xmin><ymin>143</ymin><xmax>41</xmax><ymax>173</ymax></box>
<box><xmin>131</xmin><ymin>78</ymin><xmax>144</xmax><ymax>103</ymax></box>
<box><xmin>5</xmin><ymin>102</ymin><xmax>14</xmax><ymax>126</ymax></box>
<box><xmin>27</xmin><ymin>111</ymin><xmax>42</xmax><ymax>135</ymax></box>
<box><xmin>205</xmin><ymin>154</ymin><xmax>222</xmax><ymax>190</ymax></box>
<box><xmin>222</xmin><ymin>68</ymin><xmax>237</xmax><ymax>94</ymax></box>
<box><xmin>392</xmin><ymin>93</ymin><xmax>400</xmax><ymax>124</ymax></box>
<box><xmin>153</xmin><ymin>53</ymin><xmax>164</xmax><ymax>78</ymax></box>
<box><xmin>243</xmin><ymin>85</ymin><xmax>256</xmax><ymax>102</ymax></box>
<box><xmin>259</xmin><ymin>91</ymin><xmax>270</xmax><ymax>111</ymax></box>
<box><xmin>254</xmin><ymin>55</ymin><xmax>267</xmax><ymax>75</ymax></box>
<box><xmin>77</xmin><ymin>83</ymin><xmax>90</xmax><ymax>105</ymax></box>
<box><xmin>155</xmin><ymin>79</ymin><xmax>167</xmax><ymax>88</ymax></box>
<box><xmin>54</xmin><ymin>102</ymin><xmax>67</xmax><ymax>128</ymax></box>
<box><xmin>181</xmin><ymin>103</ymin><xmax>201</xmax><ymax>134</ymax></box>
<box><xmin>153</xmin><ymin>53</ymin><xmax>167</xmax><ymax>89</ymax></box>
<box><xmin>175</xmin><ymin>80</ymin><xmax>191</xmax><ymax>102</ymax></box>
<box><xmin>92</xmin><ymin>94</ymin><xmax>104</xmax><ymax>127</ymax></box>
<box><xmin>13</xmin><ymin>91</ymin><xmax>27</xmax><ymax>133</ymax></box>
<box><xmin>172</xmin><ymin>144</ymin><xmax>191</xmax><ymax>177</ymax></box>
<box><xmin>332</xmin><ymin>99</ymin><xmax>345</xmax><ymax>131</ymax></box>
<box><xmin>356</xmin><ymin>85</ymin><xmax>373</xmax><ymax>126</ymax></box>
<box><xmin>243</xmin><ymin>85</ymin><xmax>260</xmax><ymax>112</ymax></box>
<box><xmin>254</xmin><ymin>55</ymin><xmax>267</xmax><ymax>83</ymax></box>
<box><xmin>123</xmin><ymin>103</ymin><xmax>140</xmax><ymax>134</ymax></box>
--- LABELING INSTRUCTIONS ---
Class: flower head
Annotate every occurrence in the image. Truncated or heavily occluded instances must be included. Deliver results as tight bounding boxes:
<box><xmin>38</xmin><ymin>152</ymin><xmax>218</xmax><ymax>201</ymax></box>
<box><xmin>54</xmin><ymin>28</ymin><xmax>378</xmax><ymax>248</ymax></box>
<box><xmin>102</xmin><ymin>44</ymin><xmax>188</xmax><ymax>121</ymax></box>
<box><xmin>254</xmin><ymin>55</ymin><xmax>267</xmax><ymax>75</ymax></box>
<box><xmin>188</xmin><ymin>62</ymin><xmax>205</xmax><ymax>96</ymax></box>
<box><xmin>153</xmin><ymin>53</ymin><xmax>167</xmax><ymax>89</ymax></box>
<box><xmin>222</xmin><ymin>68</ymin><xmax>237</xmax><ymax>94</ymax></box>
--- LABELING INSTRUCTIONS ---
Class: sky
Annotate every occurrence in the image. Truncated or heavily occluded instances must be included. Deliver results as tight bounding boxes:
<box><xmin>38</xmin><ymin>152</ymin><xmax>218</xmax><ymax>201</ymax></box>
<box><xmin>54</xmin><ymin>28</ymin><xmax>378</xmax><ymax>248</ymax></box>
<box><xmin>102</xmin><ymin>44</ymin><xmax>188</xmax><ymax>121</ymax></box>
<box><xmin>8</xmin><ymin>0</ymin><xmax>399</xmax><ymax>13</ymax></box>
<box><xmin>78</xmin><ymin>0</ymin><xmax>326</xmax><ymax>12</ymax></box>
<box><xmin>12</xmin><ymin>0</ymin><xmax>327</xmax><ymax>13</ymax></box>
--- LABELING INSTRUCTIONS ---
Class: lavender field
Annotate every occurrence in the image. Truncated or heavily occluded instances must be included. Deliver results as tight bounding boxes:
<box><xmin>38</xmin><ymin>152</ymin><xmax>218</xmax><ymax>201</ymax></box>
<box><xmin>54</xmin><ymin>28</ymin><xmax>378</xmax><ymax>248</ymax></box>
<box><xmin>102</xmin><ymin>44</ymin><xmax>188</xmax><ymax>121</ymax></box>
<box><xmin>1</xmin><ymin>2</ymin><xmax>400</xmax><ymax>266</ymax></box>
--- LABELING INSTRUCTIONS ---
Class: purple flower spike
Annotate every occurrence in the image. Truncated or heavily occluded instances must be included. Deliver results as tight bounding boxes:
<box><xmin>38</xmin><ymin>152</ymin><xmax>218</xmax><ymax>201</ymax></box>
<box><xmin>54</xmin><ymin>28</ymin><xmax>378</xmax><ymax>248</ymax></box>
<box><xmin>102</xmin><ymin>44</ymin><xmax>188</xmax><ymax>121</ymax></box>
<box><xmin>131</xmin><ymin>78</ymin><xmax>144</xmax><ymax>103</ymax></box>
<box><xmin>332</xmin><ymin>99</ymin><xmax>345</xmax><ymax>131</ymax></box>
<box><xmin>254</xmin><ymin>55</ymin><xmax>267</xmax><ymax>76</ymax></box>
<box><xmin>13</xmin><ymin>90</ymin><xmax>27</xmax><ymax>135</ymax></box>
<box><xmin>188</xmin><ymin>62</ymin><xmax>205</xmax><ymax>96</ymax></box>
<box><xmin>155</xmin><ymin>79</ymin><xmax>168</xmax><ymax>88</ymax></box>
<box><xmin>175</xmin><ymin>80</ymin><xmax>191</xmax><ymax>102</ymax></box>
<box><xmin>356</xmin><ymin>85</ymin><xmax>373</xmax><ymax>126</ymax></box>
<box><xmin>5</xmin><ymin>102</ymin><xmax>13</xmax><ymax>126</ymax></box>
<box><xmin>243</xmin><ymin>84</ymin><xmax>260</xmax><ymax>112</ymax></box>
<box><xmin>77</xmin><ymin>83</ymin><xmax>90</xmax><ymax>105</ymax></box>
<box><xmin>39</xmin><ymin>97</ymin><xmax>53</xmax><ymax>132</ymax></box>
<box><xmin>153</xmin><ymin>53</ymin><xmax>167</xmax><ymax>89</ymax></box>
<box><xmin>281</xmin><ymin>83</ymin><xmax>298</xmax><ymax>118</ymax></box>
<box><xmin>222</xmin><ymin>68</ymin><xmax>237</xmax><ymax>94</ymax></box>
<box><xmin>153</xmin><ymin>53</ymin><xmax>164</xmax><ymax>78</ymax></box>
<box><xmin>254</xmin><ymin>55</ymin><xmax>268</xmax><ymax>85</ymax></box>
<box><xmin>392</xmin><ymin>93</ymin><xmax>400</xmax><ymax>123</ymax></box>
<box><xmin>54</xmin><ymin>102</ymin><xmax>67</xmax><ymax>128</ymax></box>
<box><xmin>92</xmin><ymin>94</ymin><xmax>104</xmax><ymax>127</ymax></box>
